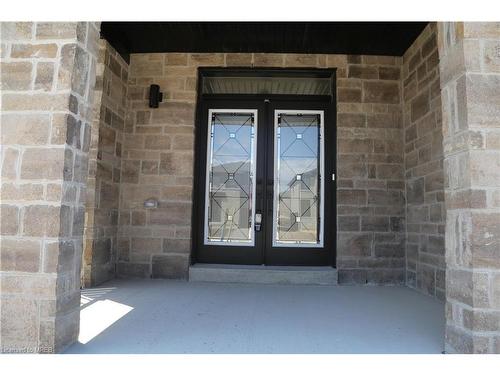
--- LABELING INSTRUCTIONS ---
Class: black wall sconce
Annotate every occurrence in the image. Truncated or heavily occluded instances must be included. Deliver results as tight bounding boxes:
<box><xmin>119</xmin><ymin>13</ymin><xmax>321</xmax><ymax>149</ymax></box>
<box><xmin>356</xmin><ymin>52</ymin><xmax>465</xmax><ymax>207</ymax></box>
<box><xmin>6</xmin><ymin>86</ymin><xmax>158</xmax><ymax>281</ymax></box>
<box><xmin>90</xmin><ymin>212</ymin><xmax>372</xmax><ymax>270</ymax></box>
<box><xmin>149</xmin><ymin>84</ymin><xmax>163</xmax><ymax>108</ymax></box>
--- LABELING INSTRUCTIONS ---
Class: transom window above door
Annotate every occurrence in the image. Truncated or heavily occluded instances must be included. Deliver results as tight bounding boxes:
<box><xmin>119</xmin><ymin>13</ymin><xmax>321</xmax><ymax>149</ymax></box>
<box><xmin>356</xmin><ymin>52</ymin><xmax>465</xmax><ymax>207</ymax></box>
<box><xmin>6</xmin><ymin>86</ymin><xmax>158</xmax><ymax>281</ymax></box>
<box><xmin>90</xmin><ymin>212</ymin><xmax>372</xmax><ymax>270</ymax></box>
<box><xmin>200</xmin><ymin>69</ymin><xmax>335</xmax><ymax>96</ymax></box>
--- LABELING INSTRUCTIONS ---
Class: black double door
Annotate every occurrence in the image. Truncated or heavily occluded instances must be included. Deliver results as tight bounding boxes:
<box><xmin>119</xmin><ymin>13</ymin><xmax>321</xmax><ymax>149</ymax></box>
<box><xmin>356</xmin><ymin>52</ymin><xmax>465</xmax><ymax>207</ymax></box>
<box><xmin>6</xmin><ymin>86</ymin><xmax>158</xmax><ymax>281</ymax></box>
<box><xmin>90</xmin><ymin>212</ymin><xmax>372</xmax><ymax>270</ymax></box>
<box><xmin>193</xmin><ymin>96</ymin><xmax>336</xmax><ymax>266</ymax></box>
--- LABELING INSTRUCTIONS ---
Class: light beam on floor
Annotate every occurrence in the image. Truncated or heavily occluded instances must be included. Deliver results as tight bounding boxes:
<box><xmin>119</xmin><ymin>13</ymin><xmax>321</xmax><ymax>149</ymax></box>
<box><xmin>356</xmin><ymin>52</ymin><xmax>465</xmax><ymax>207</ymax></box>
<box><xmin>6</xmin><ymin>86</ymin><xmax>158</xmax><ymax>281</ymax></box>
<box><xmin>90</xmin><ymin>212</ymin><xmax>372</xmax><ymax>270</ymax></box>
<box><xmin>78</xmin><ymin>299</ymin><xmax>133</xmax><ymax>344</ymax></box>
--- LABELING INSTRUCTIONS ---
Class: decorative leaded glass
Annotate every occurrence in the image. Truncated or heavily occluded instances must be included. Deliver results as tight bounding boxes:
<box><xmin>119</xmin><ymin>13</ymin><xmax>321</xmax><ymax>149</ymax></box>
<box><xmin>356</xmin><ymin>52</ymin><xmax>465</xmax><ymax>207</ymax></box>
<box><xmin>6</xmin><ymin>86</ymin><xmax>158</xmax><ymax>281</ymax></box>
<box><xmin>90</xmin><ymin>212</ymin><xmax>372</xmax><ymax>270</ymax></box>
<box><xmin>205</xmin><ymin>110</ymin><xmax>257</xmax><ymax>245</ymax></box>
<box><xmin>273</xmin><ymin>111</ymin><xmax>324</xmax><ymax>246</ymax></box>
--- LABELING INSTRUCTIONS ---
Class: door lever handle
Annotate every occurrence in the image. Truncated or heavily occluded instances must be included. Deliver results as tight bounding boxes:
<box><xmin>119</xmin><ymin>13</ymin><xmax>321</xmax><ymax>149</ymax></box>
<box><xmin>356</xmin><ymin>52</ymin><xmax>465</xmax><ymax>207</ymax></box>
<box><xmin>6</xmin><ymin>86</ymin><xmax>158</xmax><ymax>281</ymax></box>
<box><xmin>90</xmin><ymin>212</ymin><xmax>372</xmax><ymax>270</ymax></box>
<box><xmin>255</xmin><ymin>212</ymin><xmax>262</xmax><ymax>232</ymax></box>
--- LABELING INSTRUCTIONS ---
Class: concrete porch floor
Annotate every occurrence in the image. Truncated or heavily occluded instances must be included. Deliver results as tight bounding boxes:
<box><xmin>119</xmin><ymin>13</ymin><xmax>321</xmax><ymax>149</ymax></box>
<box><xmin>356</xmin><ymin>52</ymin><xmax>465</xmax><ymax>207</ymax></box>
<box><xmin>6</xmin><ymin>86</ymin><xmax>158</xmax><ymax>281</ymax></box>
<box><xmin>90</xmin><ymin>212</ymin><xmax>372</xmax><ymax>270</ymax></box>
<box><xmin>66</xmin><ymin>279</ymin><xmax>445</xmax><ymax>354</ymax></box>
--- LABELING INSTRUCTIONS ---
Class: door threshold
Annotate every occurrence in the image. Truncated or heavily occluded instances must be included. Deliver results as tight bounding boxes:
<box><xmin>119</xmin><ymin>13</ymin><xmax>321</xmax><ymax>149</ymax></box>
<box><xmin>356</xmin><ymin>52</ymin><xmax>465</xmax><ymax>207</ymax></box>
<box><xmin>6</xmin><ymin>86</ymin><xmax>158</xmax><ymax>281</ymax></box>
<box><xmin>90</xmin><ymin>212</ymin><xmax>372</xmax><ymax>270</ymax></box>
<box><xmin>189</xmin><ymin>264</ymin><xmax>338</xmax><ymax>285</ymax></box>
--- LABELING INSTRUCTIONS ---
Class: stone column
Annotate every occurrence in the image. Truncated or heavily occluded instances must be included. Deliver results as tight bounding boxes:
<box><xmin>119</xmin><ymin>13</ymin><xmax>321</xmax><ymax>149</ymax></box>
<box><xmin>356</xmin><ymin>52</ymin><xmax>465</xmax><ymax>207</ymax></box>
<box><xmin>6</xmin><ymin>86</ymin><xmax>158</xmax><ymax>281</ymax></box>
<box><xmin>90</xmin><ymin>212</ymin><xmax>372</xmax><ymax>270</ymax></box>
<box><xmin>437</xmin><ymin>22</ymin><xmax>500</xmax><ymax>353</ymax></box>
<box><xmin>1</xmin><ymin>22</ymin><xmax>100</xmax><ymax>353</ymax></box>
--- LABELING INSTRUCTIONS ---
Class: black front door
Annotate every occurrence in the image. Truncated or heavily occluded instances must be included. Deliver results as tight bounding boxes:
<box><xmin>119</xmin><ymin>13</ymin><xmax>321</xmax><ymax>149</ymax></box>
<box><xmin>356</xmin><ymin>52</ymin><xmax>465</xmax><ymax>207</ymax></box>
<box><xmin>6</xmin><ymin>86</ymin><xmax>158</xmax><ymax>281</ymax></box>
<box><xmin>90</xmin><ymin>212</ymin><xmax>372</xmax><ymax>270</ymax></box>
<box><xmin>192</xmin><ymin>85</ymin><xmax>336</xmax><ymax>266</ymax></box>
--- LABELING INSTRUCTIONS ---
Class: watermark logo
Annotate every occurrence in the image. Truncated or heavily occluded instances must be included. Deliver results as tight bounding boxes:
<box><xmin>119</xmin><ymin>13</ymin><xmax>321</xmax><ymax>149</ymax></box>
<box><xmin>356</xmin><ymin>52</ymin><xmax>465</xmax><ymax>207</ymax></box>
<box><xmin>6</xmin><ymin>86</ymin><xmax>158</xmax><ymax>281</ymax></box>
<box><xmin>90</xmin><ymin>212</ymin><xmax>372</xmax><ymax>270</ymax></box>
<box><xmin>1</xmin><ymin>345</ymin><xmax>54</xmax><ymax>354</ymax></box>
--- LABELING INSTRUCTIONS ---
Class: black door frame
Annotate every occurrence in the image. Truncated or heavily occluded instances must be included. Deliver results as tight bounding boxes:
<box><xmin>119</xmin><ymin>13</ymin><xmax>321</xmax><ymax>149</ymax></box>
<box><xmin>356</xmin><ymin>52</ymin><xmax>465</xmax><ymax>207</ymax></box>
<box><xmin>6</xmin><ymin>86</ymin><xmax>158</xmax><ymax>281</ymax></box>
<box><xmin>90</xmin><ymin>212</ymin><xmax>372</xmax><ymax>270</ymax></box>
<box><xmin>191</xmin><ymin>67</ymin><xmax>337</xmax><ymax>267</ymax></box>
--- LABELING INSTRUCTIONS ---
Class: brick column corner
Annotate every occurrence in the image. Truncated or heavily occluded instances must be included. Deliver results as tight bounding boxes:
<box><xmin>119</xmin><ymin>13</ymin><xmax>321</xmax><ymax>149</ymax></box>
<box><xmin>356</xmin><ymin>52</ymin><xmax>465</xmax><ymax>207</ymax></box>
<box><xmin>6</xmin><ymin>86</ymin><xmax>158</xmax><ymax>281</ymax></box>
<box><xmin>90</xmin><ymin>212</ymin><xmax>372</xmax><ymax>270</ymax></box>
<box><xmin>437</xmin><ymin>22</ymin><xmax>500</xmax><ymax>354</ymax></box>
<box><xmin>1</xmin><ymin>22</ymin><xmax>101</xmax><ymax>353</ymax></box>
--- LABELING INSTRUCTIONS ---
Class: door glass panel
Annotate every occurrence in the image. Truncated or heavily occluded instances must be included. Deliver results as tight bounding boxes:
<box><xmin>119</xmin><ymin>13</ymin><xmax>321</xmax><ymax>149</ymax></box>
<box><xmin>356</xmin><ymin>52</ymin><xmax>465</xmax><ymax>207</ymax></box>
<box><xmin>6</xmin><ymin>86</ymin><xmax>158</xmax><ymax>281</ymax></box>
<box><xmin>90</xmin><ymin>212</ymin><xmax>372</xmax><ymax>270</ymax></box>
<box><xmin>204</xmin><ymin>110</ymin><xmax>257</xmax><ymax>245</ymax></box>
<box><xmin>273</xmin><ymin>111</ymin><xmax>324</xmax><ymax>247</ymax></box>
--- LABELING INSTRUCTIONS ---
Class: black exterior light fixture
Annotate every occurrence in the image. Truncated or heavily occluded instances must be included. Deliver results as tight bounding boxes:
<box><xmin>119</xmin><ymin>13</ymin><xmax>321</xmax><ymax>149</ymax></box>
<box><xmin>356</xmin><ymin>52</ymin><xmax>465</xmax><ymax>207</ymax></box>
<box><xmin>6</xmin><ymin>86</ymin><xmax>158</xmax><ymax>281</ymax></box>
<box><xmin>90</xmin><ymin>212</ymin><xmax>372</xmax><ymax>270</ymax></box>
<box><xmin>149</xmin><ymin>84</ymin><xmax>163</xmax><ymax>108</ymax></box>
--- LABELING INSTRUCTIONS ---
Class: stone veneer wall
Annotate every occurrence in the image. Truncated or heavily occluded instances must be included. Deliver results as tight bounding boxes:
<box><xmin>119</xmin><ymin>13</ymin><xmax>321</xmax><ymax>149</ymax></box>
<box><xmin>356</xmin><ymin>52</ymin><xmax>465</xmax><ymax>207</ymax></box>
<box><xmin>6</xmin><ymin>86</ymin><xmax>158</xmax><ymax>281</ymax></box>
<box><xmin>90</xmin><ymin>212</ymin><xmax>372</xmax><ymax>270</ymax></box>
<box><xmin>438</xmin><ymin>22</ymin><xmax>500</xmax><ymax>354</ymax></box>
<box><xmin>402</xmin><ymin>23</ymin><xmax>446</xmax><ymax>300</ymax></box>
<box><xmin>82</xmin><ymin>40</ymin><xmax>129</xmax><ymax>287</ymax></box>
<box><xmin>1</xmin><ymin>22</ymin><xmax>100</xmax><ymax>352</ymax></box>
<box><xmin>118</xmin><ymin>52</ymin><xmax>406</xmax><ymax>283</ymax></box>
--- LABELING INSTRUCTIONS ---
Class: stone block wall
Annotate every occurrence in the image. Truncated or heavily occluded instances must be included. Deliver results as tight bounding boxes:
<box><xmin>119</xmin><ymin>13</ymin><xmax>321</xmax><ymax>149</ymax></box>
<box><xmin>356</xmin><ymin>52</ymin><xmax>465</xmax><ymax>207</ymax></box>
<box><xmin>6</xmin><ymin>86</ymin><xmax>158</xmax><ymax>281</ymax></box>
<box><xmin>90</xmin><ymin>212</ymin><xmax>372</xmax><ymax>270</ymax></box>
<box><xmin>336</xmin><ymin>55</ymin><xmax>405</xmax><ymax>284</ymax></box>
<box><xmin>438</xmin><ymin>22</ymin><xmax>500</xmax><ymax>354</ymax></box>
<box><xmin>1</xmin><ymin>22</ymin><xmax>100</xmax><ymax>352</ymax></box>
<box><xmin>82</xmin><ymin>40</ymin><xmax>128</xmax><ymax>287</ymax></box>
<box><xmin>119</xmin><ymin>52</ymin><xmax>406</xmax><ymax>282</ymax></box>
<box><xmin>402</xmin><ymin>23</ymin><xmax>446</xmax><ymax>300</ymax></box>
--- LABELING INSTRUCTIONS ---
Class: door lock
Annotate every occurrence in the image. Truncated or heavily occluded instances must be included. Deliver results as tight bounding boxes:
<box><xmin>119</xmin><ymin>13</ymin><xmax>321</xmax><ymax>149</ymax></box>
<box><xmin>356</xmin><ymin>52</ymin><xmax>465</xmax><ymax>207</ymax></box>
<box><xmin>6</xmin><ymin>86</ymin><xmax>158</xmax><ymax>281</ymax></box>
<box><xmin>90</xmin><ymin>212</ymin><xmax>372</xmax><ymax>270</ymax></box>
<box><xmin>255</xmin><ymin>212</ymin><xmax>262</xmax><ymax>232</ymax></box>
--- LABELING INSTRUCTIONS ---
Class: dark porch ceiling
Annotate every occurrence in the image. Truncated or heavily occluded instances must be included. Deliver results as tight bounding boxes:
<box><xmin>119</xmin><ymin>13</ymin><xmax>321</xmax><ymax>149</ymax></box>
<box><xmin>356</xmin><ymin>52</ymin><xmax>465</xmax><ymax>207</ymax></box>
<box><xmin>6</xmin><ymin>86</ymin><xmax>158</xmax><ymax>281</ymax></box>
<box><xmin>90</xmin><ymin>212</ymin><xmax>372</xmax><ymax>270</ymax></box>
<box><xmin>100</xmin><ymin>22</ymin><xmax>429</xmax><ymax>63</ymax></box>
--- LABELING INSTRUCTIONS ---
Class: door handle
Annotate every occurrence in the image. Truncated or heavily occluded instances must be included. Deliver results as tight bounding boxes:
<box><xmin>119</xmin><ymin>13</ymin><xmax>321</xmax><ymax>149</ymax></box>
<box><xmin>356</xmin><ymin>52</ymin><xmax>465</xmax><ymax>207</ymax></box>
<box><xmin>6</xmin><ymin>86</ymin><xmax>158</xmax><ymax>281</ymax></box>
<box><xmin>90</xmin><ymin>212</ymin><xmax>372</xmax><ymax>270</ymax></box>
<box><xmin>255</xmin><ymin>212</ymin><xmax>262</xmax><ymax>232</ymax></box>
